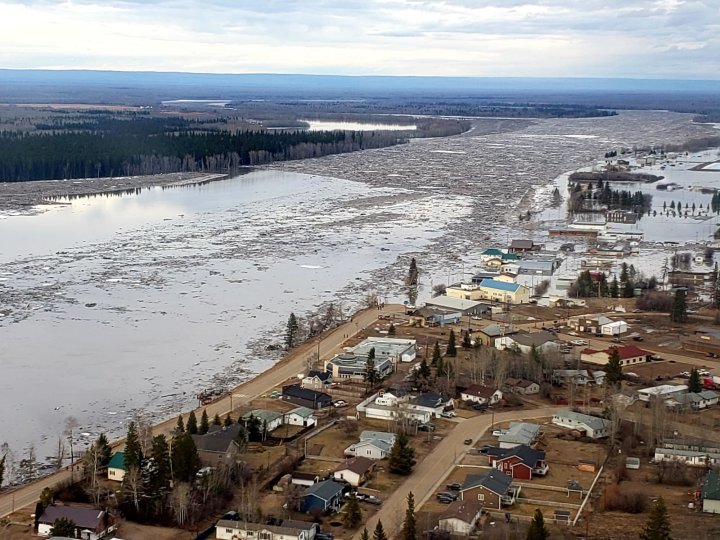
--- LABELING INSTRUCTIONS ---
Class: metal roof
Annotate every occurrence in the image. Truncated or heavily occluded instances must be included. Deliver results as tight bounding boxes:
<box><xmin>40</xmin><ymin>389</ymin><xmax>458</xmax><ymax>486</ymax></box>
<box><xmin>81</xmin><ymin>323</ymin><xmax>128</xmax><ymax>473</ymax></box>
<box><xmin>479</xmin><ymin>279</ymin><xmax>522</xmax><ymax>293</ymax></box>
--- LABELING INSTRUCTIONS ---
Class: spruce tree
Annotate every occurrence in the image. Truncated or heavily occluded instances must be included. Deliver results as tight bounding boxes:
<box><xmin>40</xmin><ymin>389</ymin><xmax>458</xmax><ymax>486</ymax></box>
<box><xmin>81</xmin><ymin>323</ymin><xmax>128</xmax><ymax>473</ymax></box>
<box><xmin>526</xmin><ymin>508</ymin><xmax>549</xmax><ymax>540</ymax></box>
<box><xmin>373</xmin><ymin>520</ymin><xmax>388</xmax><ymax>540</ymax></box>
<box><xmin>50</xmin><ymin>517</ymin><xmax>77</xmax><ymax>537</ymax></box>
<box><xmin>171</xmin><ymin>432</ymin><xmax>200</xmax><ymax>482</ymax></box>
<box><xmin>462</xmin><ymin>330</ymin><xmax>472</xmax><ymax>349</ymax></box>
<box><xmin>639</xmin><ymin>497</ymin><xmax>673</xmax><ymax>540</ymax></box>
<box><xmin>360</xmin><ymin>528</ymin><xmax>370</xmax><ymax>540</ymax></box>
<box><xmin>124</xmin><ymin>421</ymin><xmax>142</xmax><ymax>470</ymax></box>
<box><xmin>175</xmin><ymin>414</ymin><xmax>185</xmax><ymax>434</ymax></box>
<box><xmin>364</xmin><ymin>347</ymin><xmax>379</xmax><ymax>387</ymax></box>
<box><xmin>388</xmin><ymin>432</ymin><xmax>416</xmax><ymax>475</ymax></box>
<box><xmin>432</xmin><ymin>341</ymin><xmax>441</xmax><ymax>365</ymax></box>
<box><xmin>609</xmin><ymin>276</ymin><xmax>619</xmax><ymax>298</ymax></box>
<box><xmin>387</xmin><ymin>323</ymin><xmax>396</xmax><ymax>336</ymax></box>
<box><xmin>186</xmin><ymin>410</ymin><xmax>198</xmax><ymax>435</ymax></box>
<box><xmin>407</xmin><ymin>258</ymin><xmax>419</xmax><ymax>287</ymax></box>
<box><xmin>199</xmin><ymin>409</ymin><xmax>210</xmax><ymax>435</ymax></box>
<box><xmin>223</xmin><ymin>413</ymin><xmax>234</xmax><ymax>427</ymax></box>
<box><xmin>418</xmin><ymin>358</ymin><xmax>431</xmax><ymax>379</ymax></box>
<box><xmin>688</xmin><ymin>368</ymin><xmax>702</xmax><ymax>393</ymax></box>
<box><xmin>213</xmin><ymin>413</ymin><xmax>222</xmax><ymax>426</ymax></box>
<box><xmin>286</xmin><ymin>312</ymin><xmax>299</xmax><ymax>349</ymax></box>
<box><xmin>148</xmin><ymin>434</ymin><xmax>171</xmax><ymax>496</ymax></box>
<box><xmin>670</xmin><ymin>289</ymin><xmax>688</xmax><ymax>323</ymax></box>
<box><xmin>401</xmin><ymin>491</ymin><xmax>417</xmax><ymax>540</ymax></box>
<box><xmin>95</xmin><ymin>433</ymin><xmax>112</xmax><ymax>467</ymax></box>
<box><xmin>605</xmin><ymin>348</ymin><xmax>623</xmax><ymax>388</ymax></box>
<box><xmin>343</xmin><ymin>495</ymin><xmax>362</xmax><ymax>528</ymax></box>
<box><xmin>446</xmin><ymin>329</ymin><xmax>457</xmax><ymax>357</ymax></box>
<box><xmin>0</xmin><ymin>454</ymin><xmax>5</xmax><ymax>487</ymax></box>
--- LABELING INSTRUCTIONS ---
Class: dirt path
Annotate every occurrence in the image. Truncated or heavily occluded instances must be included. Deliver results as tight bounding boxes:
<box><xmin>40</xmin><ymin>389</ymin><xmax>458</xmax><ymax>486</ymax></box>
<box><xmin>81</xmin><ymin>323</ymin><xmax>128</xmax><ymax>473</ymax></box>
<box><xmin>353</xmin><ymin>406</ymin><xmax>562</xmax><ymax>540</ymax></box>
<box><xmin>0</xmin><ymin>303</ymin><xmax>402</xmax><ymax>519</ymax></box>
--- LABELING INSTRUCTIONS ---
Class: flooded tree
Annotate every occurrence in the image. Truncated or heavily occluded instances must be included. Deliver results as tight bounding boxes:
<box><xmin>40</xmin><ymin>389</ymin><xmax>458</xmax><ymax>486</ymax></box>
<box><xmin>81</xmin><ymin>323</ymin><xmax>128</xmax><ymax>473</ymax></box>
<box><xmin>285</xmin><ymin>312</ymin><xmax>299</xmax><ymax>349</ymax></box>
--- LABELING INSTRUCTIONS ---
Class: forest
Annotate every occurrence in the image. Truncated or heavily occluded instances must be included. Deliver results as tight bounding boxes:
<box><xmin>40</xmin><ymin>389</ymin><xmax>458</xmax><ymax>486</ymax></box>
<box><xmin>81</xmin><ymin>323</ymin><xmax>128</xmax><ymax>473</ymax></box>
<box><xmin>0</xmin><ymin>115</ymin><xmax>407</xmax><ymax>182</ymax></box>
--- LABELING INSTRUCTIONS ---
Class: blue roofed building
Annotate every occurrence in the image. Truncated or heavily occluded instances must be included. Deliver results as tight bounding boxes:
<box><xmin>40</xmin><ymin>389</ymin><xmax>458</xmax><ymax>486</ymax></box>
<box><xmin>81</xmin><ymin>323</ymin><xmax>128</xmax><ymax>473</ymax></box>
<box><xmin>301</xmin><ymin>479</ymin><xmax>346</xmax><ymax>513</ymax></box>
<box><xmin>478</xmin><ymin>279</ymin><xmax>530</xmax><ymax>304</ymax></box>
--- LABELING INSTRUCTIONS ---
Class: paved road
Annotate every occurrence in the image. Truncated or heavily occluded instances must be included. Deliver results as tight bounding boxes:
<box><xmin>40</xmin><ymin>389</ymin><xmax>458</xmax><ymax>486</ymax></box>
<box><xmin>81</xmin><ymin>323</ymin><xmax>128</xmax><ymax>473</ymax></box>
<box><xmin>353</xmin><ymin>406</ymin><xmax>561</xmax><ymax>540</ymax></box>
<box><xmin>0</xmin><ymin>304</ymin><xmax>402</xmax><ymax>519</ymax></box>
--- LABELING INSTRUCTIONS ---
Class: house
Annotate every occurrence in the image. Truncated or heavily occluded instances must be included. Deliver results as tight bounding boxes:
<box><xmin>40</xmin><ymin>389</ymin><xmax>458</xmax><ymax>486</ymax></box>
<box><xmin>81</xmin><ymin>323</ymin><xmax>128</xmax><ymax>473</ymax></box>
<box><xmin>325</xmin><ymin>353</ymin><xmax>393</xmax><ymax>381</ymax></box>
<box><xmin>497</xmin><ymin>422</ymin><xmax>541</xmax><ymax>449</ymax></box>
<box><xmin>637</xmin><ymin>384</ymin><xmax>688</xmax><ymax>402</ymax></box>
<box><xmin>216</xmin><ymin>518</ymin><xmax>317</xmax><ymax>540</ymax></box>
<box><xmin>301</xmin><ymin>479</ymin><xmax>346</xmax><ymax>513</ymax></box>
<box><xmin>282</xmin><ymin>385</ymin><xmax>333</xmax><ymax>409</ymax></box>
<box><xmin>291</xmin><ymin>472</ymin><xmax>322</xmax><ymax>487</ymax></box>
<box><xmin>460</xmin><ymin>384</ymin><xmax>503</xmax><ymax>405</ymax></box>
<box><xmin>333</xmin><ymin>456</ymin><xmax>376</xmax><ymax>487</ymax></box>
<box><xmin>552</xmin><ymin>410</ymin><xmax>610</xmax><ymax>438</ymax></box>
<box><xmin>37</xmin><ymin>506</ymin><xmax>116</xmax><ymax>540</ymax></box>
<box><xmin>345</xmin><ymin>431</ymin><xmax>396</xmax><ymax>460</ymax></box>
<box><xmin>349</xmin><ymin>337</ymin><xmax>417</xmax><ymax>363</ymax></box>
<box><xmin>480</xmin><ymin>248</ymin><xmax>505</xmax><ymax>262</ymax></box>
<box><xmin>361</xmin><ymin>390</ymin><xmax>431</xmax><ymax>423</ymax></box>
<box><xmin>509</xmin><ymin>239</ymin><xmax>540</xmax><ymax>253</ymax></box>
<box><xmin>517</xmin><ymin>259</ymin><xmax>560</xmax><ymax>277</ymax></box>
<box><xmin>477</xmin><ymin>323</ymin><xmax>518</xmax><ymax>347</ymax></box>
<box><xmin>445</xmin><ymin>283</ymin><xmax>485</xmax><ymax>301</ymax></box>
<box><xmin>486</xmin><ymin>445</ymin><xmax>549</xmax><ymax>479</ymax></box>
<box><xmin>580</xmin><ymin>345</ymin><xmax>651</xmax><ymax>367</ymax></box>
<box><xmin>496</xmin><ymin>331</ymin><xmax>557</xmax><ymax>355</ymax></box>
<box><xmin>471</xmin><ymin>271</ymin><xmax>501</xmax><ymax>284</ymax></box>
<box><xmin>591</xmin><ymin>370</ymin><xmax>607</xmax><ymax>385</ymax></box>
<box><xmin>424</xmin><ymin>295</ymin><xmax>490</xmax><ymax>316</ymax></box>
<box><xmin>665</xmin><ymin>390</ymin><xmax>719</xmax><ymax>411</ymax></box>
<box><xmin>106</xmin><ymin>451</ymin><xmax>126</xmax><ymax>482</ymax></box>
<box><xmin>438</xmin><ymin>499</ymin><xmax>483</xmax><ymax>536</ymax></box>
<box><xmin>192</xmin><ymin>424</ymin><xmax>245</xmax><ymax>466</ymax></box>
<box><xmin>302</xmin><ymin>370</ymin><xmax>333</xmax><ymax>390</ymax></box>
<box><xmin>285</xmin><ymin>406</ymin><xmax>318</xmax><ymax>428</ymax></box>
<box><xmin>459</xmin><ymin>470</ymin><xmax>517</xmax><ymax>509</ymax></box>
<box><xmin>242</xmin><ymin>409</ymin><xmax>284</xmax><ymax>433</ymax></box>
<box><xmin>477</xmin><ymin>279</ymin><xmax>530</xmax><ymax>304</ymax></box>
<box><xmin>602</xmin><ymin>321</ymin><xmax>628</xmax><ymax>335</ymax></box>
<box><xmin>552</xmin><ymin>369</ymin><xmax>590</xmax><ymax>386</ymax></box>
<box><xmin>569</xmin><ymin>315</ymin><xmax>627</xmax><ymax>335</ymax></box>
<box><xmin>409</xmin><ymin>392</ymin><xmax>454</xmax><ymax>418</ymax></box>
<box><xmin>701</xmin><ymin>471</ymin><xmax>720</xmax><ymax>514</ymax></box>
<box><xmin>654</xmin><ymin>448</ymin><xmax>720</xmax><ymax>468</ymax></box>
<box><xmin>504</xmin><ymin>378</ymin><xmax>540</xmax><ymax>395</ymax></box>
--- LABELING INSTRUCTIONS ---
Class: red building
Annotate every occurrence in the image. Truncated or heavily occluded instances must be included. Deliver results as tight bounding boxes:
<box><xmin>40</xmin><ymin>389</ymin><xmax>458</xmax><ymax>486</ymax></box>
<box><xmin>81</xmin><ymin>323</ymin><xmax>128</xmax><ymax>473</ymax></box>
<box><xmin>486</xmin><ymin>445</ymin><xmax>548</xmax><ymax>480</ymax></box>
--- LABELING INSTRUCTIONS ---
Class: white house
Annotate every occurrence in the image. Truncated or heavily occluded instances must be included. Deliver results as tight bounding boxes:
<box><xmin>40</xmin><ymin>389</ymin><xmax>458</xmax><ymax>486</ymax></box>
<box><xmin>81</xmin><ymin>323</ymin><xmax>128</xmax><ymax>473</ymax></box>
<box><xmin>552</xmin><ymin>410</ymin><xmax>610</xmax><ymax>438</ymax></box>
<box><xmin>345</xmin><ymin>431</ymin><xmax>396</xmax><ymax>460</ymax></box>
<box><xmin>496</xmin><ymin>331</ymin><xmax>558</xmax><ymax>355</ymax></box>
<box><xmin>460</xmin><ymin>384</ymin><xmax>503</xmax><ymax>405</ymax></box>
<box><xmin>438</xmin><ymin>499</ymin><xmax>483</xmax><ymax>536</ymax></box>
<box><xmin>301</xmin><ymin>370</ymin><xmax>333</xmax><ymax>390</ymax></box>
<box><xmin>349</xmin><ymin>337</ymin><xmax>417</xmax><ymax>363</ymax></box>
<box><xmin>332</xmin><ymin>456</ymin><xmax>376</xmax><ymax>487</ymax></box>
<box><xmin>361</xmin><ymin>390</ymin><xmax>430</xmax><ymax>423</ymax></box>
<box><xmin>285</xmin><ymin>407</ymin><xmax>318</xmax><ymax>428</ymax></box>
<box><xmin>654</xmin><ymin>448</ymin><xmax>720</xmax><ymax>468</ymax></box>
<box><xmin>216</xmin><ymin>519</ymin><xmax>315</xmax><ymax>540</ymax></box>
<box><xmin>601</xmin><ymin>320</ymin><xmax>628</xmax><ymax>335</ymax></box>
<box><xmin>497</xmin><ymin>422</ymin><xmax>541</xmax><ymax>449</ymax></box>
<box><xmin>408</xmin><ymin>392</ymin><xmax>454</xmax><ymax>418</ymax></box>
<box><xmin>637</xmin><ymin>384</ymin><xmax>688</xmax><ymax>402</ymax></box>
<box><xmin>242</xmin><ymin>409</ymin><xmax>284</xmax><ymax>433</ymax></box>
<box><xmin>504</xmin><ymin>379</ymin><xmax>540</xmax><ymax>395</ymax></box>
<box><xmin>37</xmin><ymin>506</ymin><xmax>117</xmax><ymax>540</ymax></box>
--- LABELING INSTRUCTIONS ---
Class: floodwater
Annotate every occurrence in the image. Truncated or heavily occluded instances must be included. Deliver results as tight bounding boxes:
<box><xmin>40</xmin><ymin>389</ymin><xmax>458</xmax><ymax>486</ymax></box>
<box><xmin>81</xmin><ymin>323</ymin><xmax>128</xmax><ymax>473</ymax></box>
<box><xmin>301</xmin><ymin>120</ymin><xmax>416</xmax><ymax>131</ymax></box>
<box><xmin>0</xmin><ymin>170</ymin><xmax>468</xmax><ymax>470</ymax></box>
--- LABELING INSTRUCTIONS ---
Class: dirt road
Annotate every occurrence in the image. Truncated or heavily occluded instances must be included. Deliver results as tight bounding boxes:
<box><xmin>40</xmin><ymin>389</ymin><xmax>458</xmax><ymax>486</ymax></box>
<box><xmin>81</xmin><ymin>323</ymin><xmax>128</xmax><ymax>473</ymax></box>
<box><xmin>353</xmin><ymin>406</ymin><xmax>561</xmax><ymax>540</ymax></box>
<box><xmin>0</xmin><ymin>304</ymin><xmax>402</xmax><ymax>519</ymax></box>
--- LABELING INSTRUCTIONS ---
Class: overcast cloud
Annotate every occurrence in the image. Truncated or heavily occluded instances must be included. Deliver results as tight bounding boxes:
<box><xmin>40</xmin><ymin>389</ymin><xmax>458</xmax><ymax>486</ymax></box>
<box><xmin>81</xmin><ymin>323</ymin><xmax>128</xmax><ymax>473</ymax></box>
<box><xmin>0</xmin><ymin>0</ymin><xmax>717</xmax><ymax>78</ymax></box>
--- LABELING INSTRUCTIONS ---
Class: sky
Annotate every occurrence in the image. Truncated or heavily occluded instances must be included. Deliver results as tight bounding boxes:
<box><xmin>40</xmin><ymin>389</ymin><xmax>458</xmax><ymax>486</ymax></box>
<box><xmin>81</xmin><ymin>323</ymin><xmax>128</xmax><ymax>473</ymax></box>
<box><xmin>0</xmin><ymin>0</ymin><xmax>718</xmax><ymax>79</ymax></box>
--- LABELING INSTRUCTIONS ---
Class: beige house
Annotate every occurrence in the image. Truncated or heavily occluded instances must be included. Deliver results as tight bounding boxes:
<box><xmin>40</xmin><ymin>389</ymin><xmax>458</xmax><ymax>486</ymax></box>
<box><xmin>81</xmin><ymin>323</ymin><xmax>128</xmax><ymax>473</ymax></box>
<box><xmin>438</xmin><ymin>499</ymin><xmax>483</xmax><ymax>535</ymax></box>
<box><xmin>580</xmin><ymin>345</ymin><xmax>651</xmax><ymax>367</ymax></box>
<box><xmin>446</xmin><ymin>283</ymin><xmax>484</xmax><ymax>301</ymax></box>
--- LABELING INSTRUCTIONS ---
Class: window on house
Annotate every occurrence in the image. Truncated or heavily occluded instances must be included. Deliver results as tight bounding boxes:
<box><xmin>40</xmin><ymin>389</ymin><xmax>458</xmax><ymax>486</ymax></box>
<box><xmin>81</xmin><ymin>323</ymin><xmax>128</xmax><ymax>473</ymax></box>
<box><xmin>259</xmin><ymin>533</ymin><xmax>271</xmax><ymax>540</ymax></box>
<box><xmin>225</xmin><ymin>529</ymin><xmax>234</xmax><ymax>534</ymax></box>
<box><xmin>477</xmin><ymin>493</ymin><xmax>484</xmax><ymax>501</ymax></box>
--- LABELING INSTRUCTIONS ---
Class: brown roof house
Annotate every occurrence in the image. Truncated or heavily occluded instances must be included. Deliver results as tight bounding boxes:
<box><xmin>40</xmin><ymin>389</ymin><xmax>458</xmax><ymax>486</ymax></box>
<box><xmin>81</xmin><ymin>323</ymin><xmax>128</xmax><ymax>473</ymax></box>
<box><xmin>438</xmin><ymin>499</ymin><xmax>483</xmax><ymax>536</ymax></box>
<box><xmin>460</xmin><ymin>384</ymin><xmax>503</xmax><ymax>406</ymax></box>
<box><xmin>333</xmin><ymin>456</ymin><xmax>376</xmax><ymax>487</ymax></box>
<box><xmin>459</xmin><ymin>469</ymin><xmax>518</xmax><ymax>509</ymax></box>
<box><xmin>37</xmin><ymin>505</ymin><xmax>117</xmax><ymax>540</ymax></box>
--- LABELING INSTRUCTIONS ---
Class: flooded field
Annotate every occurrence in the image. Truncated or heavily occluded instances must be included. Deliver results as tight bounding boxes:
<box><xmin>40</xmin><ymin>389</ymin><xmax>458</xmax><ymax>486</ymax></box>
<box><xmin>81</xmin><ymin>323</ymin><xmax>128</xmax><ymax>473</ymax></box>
<box><xmin>0</xmin><ymin>110</ymin><xmax>714</xmax><ymax>475</ymax></box>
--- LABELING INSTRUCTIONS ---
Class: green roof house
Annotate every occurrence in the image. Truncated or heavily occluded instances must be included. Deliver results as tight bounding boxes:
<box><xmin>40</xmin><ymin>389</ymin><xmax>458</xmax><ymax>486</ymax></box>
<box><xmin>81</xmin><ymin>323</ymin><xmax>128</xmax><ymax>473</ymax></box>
<box><xmin>702</xmin><ymin>471</ymin><xmax>720</xmax><ymax>513</ymax></box>
<box><xmin>107</xmin><ymin>452</ymin><xmax>126</xmax><ymax>482</ymax></box>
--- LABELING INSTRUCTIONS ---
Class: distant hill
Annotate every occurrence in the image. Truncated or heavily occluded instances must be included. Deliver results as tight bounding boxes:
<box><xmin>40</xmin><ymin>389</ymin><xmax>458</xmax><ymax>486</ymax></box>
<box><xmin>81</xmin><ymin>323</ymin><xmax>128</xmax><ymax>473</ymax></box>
<box><xmin>2</xmin><ymin>69</ymin><xmax>720</xmax><ymax>105</ymax></box>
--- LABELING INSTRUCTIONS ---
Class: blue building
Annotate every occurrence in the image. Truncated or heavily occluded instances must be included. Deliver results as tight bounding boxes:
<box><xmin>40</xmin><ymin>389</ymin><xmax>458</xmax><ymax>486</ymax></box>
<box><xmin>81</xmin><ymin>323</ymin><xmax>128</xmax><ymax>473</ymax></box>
<box><xmin>301</xmin><ymin>479</ymin><xmax>345</xmax><ymax>514</ymax></box>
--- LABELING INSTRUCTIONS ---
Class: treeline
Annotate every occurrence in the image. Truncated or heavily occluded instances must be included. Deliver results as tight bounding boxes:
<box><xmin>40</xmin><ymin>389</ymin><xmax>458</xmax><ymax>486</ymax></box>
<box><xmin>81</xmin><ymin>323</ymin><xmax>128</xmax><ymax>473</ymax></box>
<box><xmin>569</xmin><ymin>264</ymin><xmax>658</xmax><ymax>298</ymax></box>
<box><xmin>0</xmin><ymin>127</ymin><xmax>404</xmax><ymax>182</ymax></box>
<box><xmin>569</xmin><ymin>179</ymin><xmax>652</xmax><ymax>214</ymax></box>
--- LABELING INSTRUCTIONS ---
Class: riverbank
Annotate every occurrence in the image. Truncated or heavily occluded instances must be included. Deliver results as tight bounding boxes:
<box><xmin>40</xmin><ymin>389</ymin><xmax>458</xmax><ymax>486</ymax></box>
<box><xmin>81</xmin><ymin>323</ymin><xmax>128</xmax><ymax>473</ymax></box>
<box><xmin>0</xmin><ymin>303</ymin><xmax>402</xmax><ymax>518</ymax></box>
<box><xmin>0</xmin><ymin>172</ymin><xmax>231</xmax><ymax>215</ymax></box>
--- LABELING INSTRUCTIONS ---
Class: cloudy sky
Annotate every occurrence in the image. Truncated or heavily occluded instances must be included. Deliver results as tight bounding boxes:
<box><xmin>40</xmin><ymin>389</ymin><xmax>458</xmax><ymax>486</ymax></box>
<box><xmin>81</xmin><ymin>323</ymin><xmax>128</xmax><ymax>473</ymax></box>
<box><xmin>1</xmin><ymin>0</ymin><xmax>717</xmax><ymax>78</ymax></box>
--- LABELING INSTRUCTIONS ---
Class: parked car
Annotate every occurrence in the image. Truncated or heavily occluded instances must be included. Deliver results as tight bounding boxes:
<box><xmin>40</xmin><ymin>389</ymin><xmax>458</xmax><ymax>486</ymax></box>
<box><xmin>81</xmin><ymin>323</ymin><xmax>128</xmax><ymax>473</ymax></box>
<box><xmin>418</xmin><ymin>423</ymin><xmax>436</xmax><ymax>432</ymax></box>
<box><xmin>316</xmin><ymin>533</ymin><xmax>334</xmax><ymax>540</ymax></box>
<box><xmin>437</xmin><ymin>496</ymin><xmax>454</xmax><ymax>504</ymax></box>
<box><xmin>632</xmin><ymin>336</ymin><xmax>644</xmax><ymax>342</ymax></box>
<box><xmin>464</xmin><ymin>438</ymin><xmax>473</xmax><ymax>445</ymax></box>
<box><xmin>492</xmin><ymin>429</ymin><xmax>507</xmax><ymax>437</ymax></box>
<box><xmin>446</xmin><ymin>482</ymin><xmax>462</xmax><ymax>491</ymax></box>
<box><xmin>365</xmin><ymin>495</ymin><xmax>382</xmax><ymax>505</ymax></box>
<box><xmin>333</xmin><ymin>400</ymin><xmax>348</xmax><ymax>407</ymax></box>
<box><xmin>440</xmin><ymin>411</ymin><xmax>456</xmax><ymax>418</ymax></box>
<box><xmin>436</xmin><ymin>491</ymin><xmax>458</xmax><ymax>501</ymax></box>
<box><xmin>472</xmin><ymin>403</ymin><xmax>488</xmax><ymax>411</ymax></box>
<box><xmin>478</xmin><ymin>445</ymin><xmax>492</xmax><ymax>454</ymax></box>
<box><xmin>570</xmin><ymin>339</ymin><xmax>588</xmax><ymax>346</ymax></box>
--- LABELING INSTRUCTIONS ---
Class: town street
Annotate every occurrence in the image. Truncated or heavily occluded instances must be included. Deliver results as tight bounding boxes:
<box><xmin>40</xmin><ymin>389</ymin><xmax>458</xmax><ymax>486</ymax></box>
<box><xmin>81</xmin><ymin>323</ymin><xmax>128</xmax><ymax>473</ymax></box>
<box><xmin>354</xmin><ymin>406</ymin><xmax>561</xmax><ymax>540</ymax></box>
<box><xmin>0</xmin><ymin>304</ymin><xmax>403</xmax><ymax>519</ymax></box>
